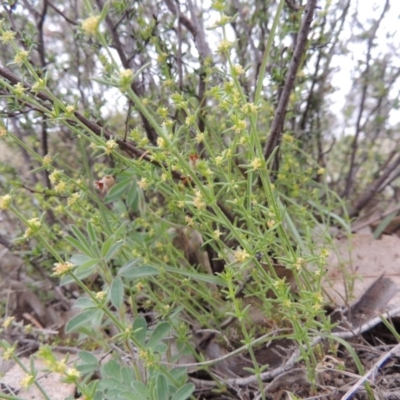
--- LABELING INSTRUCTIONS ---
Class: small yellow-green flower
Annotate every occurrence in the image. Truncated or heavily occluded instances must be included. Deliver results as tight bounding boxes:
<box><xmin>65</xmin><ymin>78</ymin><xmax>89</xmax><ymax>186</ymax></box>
<box><xmin>23</xmin><ymin>218</ymin><xmax>42</xmax><ymax>238</ymax></box>
<box><xmin>42</xmin><ymin>154</ymin><xmax>52</xmax><ymax>167</ymax></box>
<box><xmin>14</xmin><ymin>82</ymin><xmax>26</xmax><ymax>96</ymax></box>
<box><xmin>267</xmin><ymin>219</ymin><xmax>275</xmax><ymax>229</ymax></box>
<box><xmin>3</xmin><ymin>316</ymin><xmax>14</xmax><ymax>328</ymax></box>
<box><xmin>2</xmin><ymin>346</ymin><xmax>15</xmax><ymax>361</ymax></box>
<box><xmin>162</xmin><ymin>304</ymin><xmax>170</xmax><ymax>314</ymax></box>
<box><xmin>251</xmin><ymin>158</ymin><xmax>262</xmax><ymax>171</ymax></box>
<box><xmin>54</xmin><ymin>181</ymin><xmax>67</xmax><ymax>193</ymax></box>
<box><xmin>212</xmin><ymin>14</ymin><xmax>232</xmax><ymax>28</ymax></box>
<box><xmin>193</xmin><ymin>190</ymin><xmax>206</xmax><ymax>210</ymax></box>
<box><xmin>37</xmin><ymin>345</ymin><xmax>55</xmax><ymax>362</ymax></box>
<box><xmin>217</xmin><ymin>39</ymin><xmax>233</xmax><ymax>53</ymax></box>
<box><xmin>161</xmin><ymin>173</ymin><xmax>168</xmax><ymax>181</ymax></box>
<box><xmin>21</xmin><ymin>374</ymin><xmax>34</xmax><ymax>389</ymax></box>
<box><xmin>65</xmin><ymin>105</ymin><xmax>75</xmax><ymax>115</ymax></box>
<box><xmin>139</xmin><ymin>137</ymin><xmax>149</xmax><ymax>146</ymax></box>
<box><xmin>105</xmin><ymin>139</ymin><xmax>118</xmax><ymax>154</ymax></box>
<box><xmin>120</xmin><ymin>68</ymin><xmax>133</xmax><ymax>79</ymax></box>
<box><xmin>138</xmin><ymin>178</ymin><xmax>148</xmax><ymax>189</ymax></box>
<box><xmin>321</xmin><ymin>248</ymin><xmax>329</xmax><ymax>258</ymax></box>
<box><xmin>232</xmin><ymin>64</ymin><xmax>245</xmax><ymax>75</ymax></box>
<box><xmin>204</xmin><ymin>168</ymin><xmax>213</xmax><ymax>177</ymax></box>
<box><xmin>185</xmin><ymin>215</ymin><xmax>194</xmax><ymax>226</ymax></box>
<box><xmin>157</xmin><ymin>137</ymin><xmax>166</xmax><ymax>148</ymax></box>
<box><xmin>52</xmin><ymin>261</ymin><xmax>75</xmax><ymax>277</ymax></box>
<box><xmin>232</xmin><ymin>119</ymin><xmax>246</xmax><ymax>134</ymax></box>
<box><xmin>213</xmin><ymin>230</ymin><xmax>221</xmax><ymax>239</ymax></box>
<box><xmin>53</xmin><ymin>359</ymin><xmax>67</xmax><ymax>374</ymax></box>
<box><xmin>0</xmin><ymin>126</ymin><xmax>7</xmax><ymax>137</ymax></box>
<box><xmin>54</xmin><ymin>204</ymin><xmax>65</xmax><ymax>214</ymax></box>
<box><xmin>119</xmin><ymin>68</ymin><xmax>133</xmax><ymax>87</ymax></box>
<box><xmin>215</xmin><ymin>156</ymin><xmax>223</xmax><ymax>165</ymax></box>
<box><xmin>212</xmin><ymin>0</ymin><xmax>226</xmax><ymax>12</ymax></box>
<box><xmin>31</xmin><ymin>78</ymin><xmax>45</xmax><ymax>92</ymax></box>
<box><xmin>0</xmin><ymin>30</ymin><xmax>16</xmax><ymax>43</ymax></box>
<box><xmin>283</xmin><ymin>298</ymin><xmax>291</xmax><ymax>308</ymax></box>
<box><xmin>135</xmin><ymin>282</ymin><xmax>144</xmax><ymax>291</ymax></box>
<box><xmin>317</xmin><ymin>167</ymin><xmax>325</xmax><ymax>175</ymax></box>
<box><xmin>282</xmin><ymin>133</ymin><xmax>294</xmax><ymax>143</ymax></box>
<box><xmin>24</xmin><ymin>324</ymin><xmax>33</xmax><ymax>334</ymax></box>
<box><xmin>294</xmin><ymin>257</ymin><xmax>305</xmax><ymax>271</ymax></box>
<box><xmin>65</xmin><ymin>368</ymin><xmax>80</xmax><ymax>381</ymax></box>
<box><xmin>14</xmin><ymin>50</ymin><xmax>29</xmax><ymax>65</ymax></box>
<box><xmin>241</xmin><ymin>102</ymin><xmax>257</xmax><ymax>115</ymax></box>
<box><xmin>177</xmin><ymin>200</ymin><xmax>185</xmax><ymax>208</ymax></box>
<box><xmin>81</xmin><ymin>15</ymin><xmax>101</xmax><ymax>36</ymax></box>
<box><xmin>157</xmin><ymin>107</ymin><xmax>168</xmax><ymax>118</ymax></box>
<box><xmin>171</xmin><ymin>92</ymin><xmax>185</xmax><ymax>106</ymax></box>
<box><xmin>196</xmin><ymin>132</ymin><xmax>204</xmax><ymax>143</ymax></box>
<box><xmin>49</xmin><ymin>169</ymin><xmax>63</xmax><ymax>183</ymax></box>
<box><xmin>0</xmin><ymin>194</ymin><xmax>12</xmax><ymax>210</ymax></box>
<box><xmin>138</xmin><ymin>349</ymin><xmax>154</xmax><ymax>368</ymax></box>
<box><xmin>185</xmin><ymin>115</ymin><xmax>196</xmax><ymax>126</ymax></box>
<box><xmin>95</xmin><ymin>291</ymin><xmax>107</xmax><ymax>301</ymax></box>
<box><xmin>157</xmin><ymin>52</ymin><xmax>168</xmax><ymax>63</ymax></box>
<box><xmin>234</xmin><ymin>248</ymin><xmax>250</xmax><ymax>263</ymax></box>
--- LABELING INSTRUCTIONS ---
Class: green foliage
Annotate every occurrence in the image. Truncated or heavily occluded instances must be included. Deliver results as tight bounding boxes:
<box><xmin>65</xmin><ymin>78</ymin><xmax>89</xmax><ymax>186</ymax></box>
<box><xmin>3</xmin><ymin>0</ymin><xmax>395</xmax><ymax>398</ymax></box>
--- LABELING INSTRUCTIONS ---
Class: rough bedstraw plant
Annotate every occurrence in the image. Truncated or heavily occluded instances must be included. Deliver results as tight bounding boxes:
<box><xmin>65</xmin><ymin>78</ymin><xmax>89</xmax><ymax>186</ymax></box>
<box><xmin>0</xmin><ymin>1</ymin><xmax>351</xmax><ymax>399</ymax></box>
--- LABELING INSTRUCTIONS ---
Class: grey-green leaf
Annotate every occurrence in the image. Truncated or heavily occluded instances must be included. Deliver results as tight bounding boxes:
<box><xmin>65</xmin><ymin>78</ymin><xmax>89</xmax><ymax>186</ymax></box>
<box><xmin>77</xmin><ymin>351</ymin><xmax>99</xmax><ymax>375</ymax></box>
<box><xmin>65</xmin><ymin>309</ymin><xmax>101</xmax><ymax>333</ymax></box>
<box><xmin>146</xmin><ymin>321</ymin><xmax>171</xmax><ymax>349</ymax></box>
<box><xmin>110</xmin><ymin>276</ymin><xmax>124</xmax><ymax>308</ymax></box>
<box><xmin>171</xmin><ymin>383</ymin><xmax>195</xmax><ymax>400</ymax></box>
<box><xmin>156</xmin><ymin>373</ymin><xmax>169</xmax><ymax>400</ymax></box>
<box><xmin>131</xmin><ymin>380</ymin><xmax>150</xmax><ymax>398</ymax></box>
<box><xmin>119</xmin><ymin>263</ymin><xmax>158</xmax><ymax>280</ymax></box>
<box><xmin>65</xmin><ymin>235</ymin><xmax>91</xmax><ymax>256</ymax></box>
<box><xmin>105</xmin><ymin>179</ymin><xmax>130</xmax><ymax>202</ymax></box>
<box><xmin>104</xmin><ymin>240</ymin><xmax>125</xmax><ymax>261</ymax></box>
<box><xmin>132</xmin><ymin>316</ymin><xmax>147</xmax><ymax>346</ymax></box>
<box><xmin>101</xmin><ymin>359</ymin><xmax>122</xmax><ymax>380</ymax></box>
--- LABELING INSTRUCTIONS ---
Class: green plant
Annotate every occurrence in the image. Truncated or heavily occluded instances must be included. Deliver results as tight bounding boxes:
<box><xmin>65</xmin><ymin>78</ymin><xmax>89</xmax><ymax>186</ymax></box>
<box><xmin>1</xmin><ymin>0</ymin><xmax>383</xmax><ymax>398</ymax></box>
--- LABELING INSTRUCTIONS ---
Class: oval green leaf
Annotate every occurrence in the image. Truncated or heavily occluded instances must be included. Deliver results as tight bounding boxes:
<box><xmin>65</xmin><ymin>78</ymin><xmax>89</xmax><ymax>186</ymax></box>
<box><xmin>119</xmin><ymin>264</ymin><xmax>158</xmax><ymax>280</ymax></box>
<box><xmin>110</xmin><ymin>276</ymin><xmax>124</xmax><ymax>308</ymax></box>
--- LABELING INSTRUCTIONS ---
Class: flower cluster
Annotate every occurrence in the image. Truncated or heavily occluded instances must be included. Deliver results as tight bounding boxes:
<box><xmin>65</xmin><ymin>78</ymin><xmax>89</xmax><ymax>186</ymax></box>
<box><xmin>119</xmin><ymin>68</ymin><xmax>133</xmax><ymax>88</ymax></box>
<box><xmin>0</xmin><ymin>194</ymin><xmax>12</xmax><ymax>210</ymax></box>
<box><xmin>234</xmin><ymin>248</ymin><xmax>250</xmax><ymax>263</ymax></box>
<box><xmin>0</xmin><ymin>126</ymin><xmax>7</xmax><ymax>137</ymax></box>
<box><xmin>81</xmin><ymin>15</ymin><xmax>101</xmax><ymax>36</ymax></box>
<box><xmin>105</xmin><ymin>139</ymin><xmax>118</xmax><ymax>154</ymax></box>
<box><xmin>23</xmin><ymin>218</ymin><xmax>41</xmax><ymax>239</ymax></box>
<box><xmin>193</xmin><ymin>190</ymin><xmax>206</xmax><ymax>210</ymax></box>
<box><xmin>0</xmin><ymin>30</ymin><xmax>16</xmax><ymax>43</ymax></box>
<box><xmin>52</xmin><ymin>261</ymin><xmax>75</xmax><ymax>277</ymax></box>
<box><xmin>14</xmin><ymin>50</ymin><xmax>29</xmax><ymax>65</ymax></box>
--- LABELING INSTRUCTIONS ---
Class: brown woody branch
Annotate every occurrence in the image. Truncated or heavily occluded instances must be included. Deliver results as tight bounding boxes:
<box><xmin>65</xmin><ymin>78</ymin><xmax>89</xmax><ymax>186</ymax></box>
<box><xmin>342</xmin><ymin>0</ymin><xmax>390</xmax><ymax>199</ymax></box>
<box><xmin>164</xmin><ymin>0</ymin><xmax>211</xmax><ymax>60</ymax></box>
<box><xmin>0</xmin><ymin>65</ymin><xmax>164</xmax><ymax>171</ymax></box>
<box><xmin>0</xmin><ymin>65</ymin><xmax>235</xmax><ymax>224</ymax></box>
<box><xmin>263</xmin><ymin>0</ymin><xmax>317</xmax><ymax>165</ymax></box>
<box><xmin>349</xmin><ymin>153</ymin><xmax>400</xmax><ymax>219</ymax></box>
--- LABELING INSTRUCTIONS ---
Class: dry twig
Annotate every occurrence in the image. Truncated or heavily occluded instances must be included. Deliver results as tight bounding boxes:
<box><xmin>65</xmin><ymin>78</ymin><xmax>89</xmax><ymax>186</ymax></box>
<box><xmin>263</xmin><ymin>0</ymin><xmax>317</xmax><ymax>167</ymax></box>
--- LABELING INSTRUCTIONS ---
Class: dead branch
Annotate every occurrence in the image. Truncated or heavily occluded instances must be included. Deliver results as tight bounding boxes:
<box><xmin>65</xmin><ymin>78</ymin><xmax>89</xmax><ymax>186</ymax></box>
<box><xmin>349</xmin><ymin>153</ymin><xmax>400</xmax><ymax>218</ymax></box>
<box><xmin>263</xmin><ymin>0</ymin><xmax>317</xmax><ymax>168</ymax></box>
<box><xmin>342</xmin><ymin>0</ymin><xmax>390</xmax><ymax>199</ymax></box>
